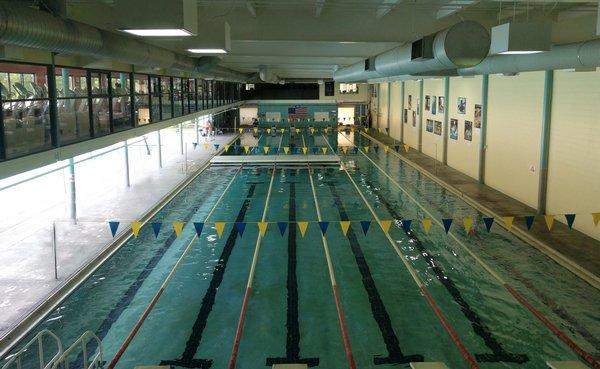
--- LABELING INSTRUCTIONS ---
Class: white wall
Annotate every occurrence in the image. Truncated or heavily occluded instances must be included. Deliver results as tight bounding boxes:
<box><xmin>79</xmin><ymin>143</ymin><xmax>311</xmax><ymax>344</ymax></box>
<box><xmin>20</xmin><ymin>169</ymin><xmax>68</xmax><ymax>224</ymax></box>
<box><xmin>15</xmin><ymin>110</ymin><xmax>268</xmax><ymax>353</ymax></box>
<box><xmin>337</xmin><ymin>106</ymin><xmax>355</xmax><ymax>124</ymax></box>
<box><xmin>485</xmin><ymin>72</ymin><xmax>545</xmax><ymax>208</ymax></box>
<box><xmin>403</xmin><ymin>80</ymin><xmax>420</xmax><ymax>148</ymax></box>
<box><xmin>239</xmin><ymin>106</ymin><xmax>258</xmax><ymax>125</ymax></box>
<box><xmin>389</xmin><ymin>82</ymin><xmax>402</xmax><ymax>141</ymax></box>
<box><xmin>447</xmin><ymin>76</ymin><xmax>482</xmax><ymax>179</ymax></box>
<box><xmin>546</xmin><ymin>69</ymin><xmax>600</xmax><ymax>240</ymax></box>
<box><xmin>421</xmin><ymin>79</ymin><xmax>444</xmax><ymax>161</ymax></box>
<box><xmin>319</xmin><ymin>82</ymin><xmax>370</xmax><ymax>102</ymax></box>
<box><xmin>377</xmin><ymin>83</ymin><xmax>390</xmax><ymax>131</ymax></box>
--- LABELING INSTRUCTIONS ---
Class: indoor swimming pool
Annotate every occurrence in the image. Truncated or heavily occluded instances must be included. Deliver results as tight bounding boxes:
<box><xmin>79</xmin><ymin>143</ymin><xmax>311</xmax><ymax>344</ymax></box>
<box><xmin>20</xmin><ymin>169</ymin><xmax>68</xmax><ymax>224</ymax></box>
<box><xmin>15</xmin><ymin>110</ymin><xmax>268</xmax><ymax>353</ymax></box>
<box><xmin>2</xmin><ymin>129</ymin><xmax>599</xmax><ymax>369</ymax></box>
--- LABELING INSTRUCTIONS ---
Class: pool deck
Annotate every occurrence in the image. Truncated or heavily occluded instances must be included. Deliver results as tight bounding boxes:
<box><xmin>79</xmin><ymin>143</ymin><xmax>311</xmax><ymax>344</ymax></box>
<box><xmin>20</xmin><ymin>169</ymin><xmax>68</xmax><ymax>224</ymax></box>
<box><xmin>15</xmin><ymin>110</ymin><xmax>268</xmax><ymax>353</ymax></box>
<box><xmin>363</xmin><ymin>130</ymin><xmax>600</xmax><ymax>286</ymax></box>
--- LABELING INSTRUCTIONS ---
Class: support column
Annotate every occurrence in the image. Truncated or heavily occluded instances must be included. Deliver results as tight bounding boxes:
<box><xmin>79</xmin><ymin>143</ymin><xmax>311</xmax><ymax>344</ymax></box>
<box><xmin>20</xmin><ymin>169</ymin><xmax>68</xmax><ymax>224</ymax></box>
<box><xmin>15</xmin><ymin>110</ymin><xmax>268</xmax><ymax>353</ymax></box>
<box><xmin>195</xmin><ymin>117</ymin><xmax>199</xmax><ymax>144</ymax></box>
<box><xmin>418</xmin><ymin>79</ymin><xmax>424</xmax><ymax>152</ymax></box>
<box><xmin>376</xmin><ymin>84</ymin><xmax>381</xmax><ymax>129</ymax></box>
<box><xmin>157</xmin><ymin>130</ymin><xmax>163</xmax><ymax>168</ymax></box>
<box><xmin>67</xmin><ymin>157</ymin><xmax>77</xmax><ymax>224</ymax></box>
<box><xmin>124</xmin><ymin>141</ymin><xmax>130</xmax><ymax>187</ymax></box>
<box><xmin>442</xmin><ymin>77</ymin><xmax>450</xmax><ymax>165</ymax></box>
<box><xmin>179</xmin><ymin>123</ymin><xmax>184</xmax><ymax>155</ymax></box>
<box><xmin>478</xmin><ymin>75</ymin><xmax>489</xmax><ymax>184</ymax></box>
<box><xmin>537</xmin><ymin>70</ymin><xmax>554</xmax><ymax>214</ymax></box>
<box><xmin>386</xmin><ymin>82</ymin><xmax>391</xmax><ymax>134</ymax></box>
<box><xmin>400</xmin><ymin>81</ymin><xmax>405</xmax><ymax>143</ymax></box>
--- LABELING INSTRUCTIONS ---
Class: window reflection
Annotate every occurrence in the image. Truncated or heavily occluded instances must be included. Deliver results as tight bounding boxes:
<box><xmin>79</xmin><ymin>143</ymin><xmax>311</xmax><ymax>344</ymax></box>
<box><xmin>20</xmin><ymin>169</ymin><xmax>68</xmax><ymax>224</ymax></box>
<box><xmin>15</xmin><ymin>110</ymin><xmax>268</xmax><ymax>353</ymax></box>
<box><xmin>161</xmin><ymin>77</ymin><xmax>172</xmax><ymax>120</ymax></box>
<box><xmin>55</xmin><ymin>67</ymin><xmax>90</xmax><ymax>144</ymax></box>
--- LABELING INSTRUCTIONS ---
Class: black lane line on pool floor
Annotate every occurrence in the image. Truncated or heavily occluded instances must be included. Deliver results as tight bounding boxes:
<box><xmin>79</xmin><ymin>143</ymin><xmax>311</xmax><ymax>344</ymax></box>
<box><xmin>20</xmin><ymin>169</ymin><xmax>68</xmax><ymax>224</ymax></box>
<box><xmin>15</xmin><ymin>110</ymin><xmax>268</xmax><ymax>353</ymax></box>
<box><xmin>326</xmin><ymin>181</ymin><xmax>424</xmax><ymax>365</ymax></box>
<box><xmin>266</xmin><ymin>175</ymin><xmax>320</xmax><ymax>367</ymax></box>
<box><xmin>361</xmin><ymin>177</ymin><xmax>528</xmax><ymax>364</ymax></box>
<box><xmin>160</xmin><ymin>183</ymin><xmax>259</xmax><ymax>369</ymax></box>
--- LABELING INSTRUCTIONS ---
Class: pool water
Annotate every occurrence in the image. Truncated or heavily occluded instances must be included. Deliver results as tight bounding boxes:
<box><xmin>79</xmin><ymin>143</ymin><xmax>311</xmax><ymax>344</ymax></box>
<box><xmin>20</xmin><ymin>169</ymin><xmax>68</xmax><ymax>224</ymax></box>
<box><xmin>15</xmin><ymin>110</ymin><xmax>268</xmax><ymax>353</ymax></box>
<box><xmin>3</xmin><ymin>130</ymin><xmax>598</xmax><ymax>369</ymax></box>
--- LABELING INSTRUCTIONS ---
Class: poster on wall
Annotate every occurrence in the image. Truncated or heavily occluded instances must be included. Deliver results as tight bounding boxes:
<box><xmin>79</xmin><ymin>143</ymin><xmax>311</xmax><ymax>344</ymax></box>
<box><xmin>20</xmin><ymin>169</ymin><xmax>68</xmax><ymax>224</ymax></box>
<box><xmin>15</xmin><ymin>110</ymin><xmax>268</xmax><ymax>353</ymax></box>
<box><xmin>408</xmin><ymin>95</ymin><xmax>413</xmax><ymax>110</ymax></box>
<box><xmin>412</xmin><ymin>111</ymin><xmax>416</xmax><ymax>127</ymax></box>
<box><xmin>426</xmin><ymin>119</ymin><xmax>434</xmax><ymax>133</ymax></box>
<box><xmin>458</xmin><ymin>97</ymin><xmax>467</xmax><ymax>114</ymax></box>
<box><xmin>434</xmin><ymin>121</ymin><xmax>442</xmax><ymax>136</ymax></box>
<box><xmin>404</xmin><ymin>109</ymin><xmax>408</xmax><ymax>124</ymax></box>
<box><xmin>432</xmin><ymin>96</ymin><xmax>437</xmax><ymax>114</ymax></box>
<box><xmin>474</xmin><ymin>104</ymin><xmax>482</xmax><ymax>129</ymax></box>
<box><xmin>425</xmin><ymin>96</ymin><xmax>430</xmax><ymax>111</ymax></box>
<box><xmin>450</xmin><ymin>119</ymin><xmax>458</xmax><ymax>140</ymax></box>
<box><xmin>438</xmin><ymin>96</ymin><xmax>445</xmax><ymax>114</ymax></box>
<box><xmin>464</xmin><ymin>120</ymin><xmax>473</xmax><ymax>141</ymax></box>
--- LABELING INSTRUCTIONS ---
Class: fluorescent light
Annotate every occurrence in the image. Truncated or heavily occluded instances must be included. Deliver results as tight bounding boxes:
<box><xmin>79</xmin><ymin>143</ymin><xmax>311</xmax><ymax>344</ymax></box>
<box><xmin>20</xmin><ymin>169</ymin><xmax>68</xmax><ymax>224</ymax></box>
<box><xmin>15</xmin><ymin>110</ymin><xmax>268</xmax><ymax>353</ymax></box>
<box><xmin>187</xmin><ymin>48</ymin><xmax>228</xmax><ymax>54</ymax></box>
<box><xmin>122</xmin><ymin>29</ymin><xmax>192</xmax><ymax>37</ymax></box>
<box><xmin>499</xmin><ymin>50</ymin><xmax>544</xmax><ymax>55</ymax></box>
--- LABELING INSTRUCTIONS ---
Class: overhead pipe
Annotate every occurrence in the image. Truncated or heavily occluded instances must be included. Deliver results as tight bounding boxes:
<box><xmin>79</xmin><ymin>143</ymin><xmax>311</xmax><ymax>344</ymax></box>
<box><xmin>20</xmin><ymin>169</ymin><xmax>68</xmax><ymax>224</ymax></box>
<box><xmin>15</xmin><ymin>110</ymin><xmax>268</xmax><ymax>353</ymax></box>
<box><xmin>0</xmin><ymin>1</ymin><xmax>249</xmax><ymax>81</ymax></box>
<box><xmin>334</xmin><ymin>21</ymin><xmax>490</xmax><ymax>82</ymax></box>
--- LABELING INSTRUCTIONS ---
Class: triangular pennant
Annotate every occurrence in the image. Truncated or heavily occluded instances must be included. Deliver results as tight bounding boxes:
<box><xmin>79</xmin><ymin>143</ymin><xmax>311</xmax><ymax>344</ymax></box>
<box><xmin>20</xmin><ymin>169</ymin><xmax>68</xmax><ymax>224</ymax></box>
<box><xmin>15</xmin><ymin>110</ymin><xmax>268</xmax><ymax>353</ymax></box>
<box><xmin>442</xmin><ymin>218</ymin><xmax>453</xmax><ymax>233</ymax></box>
<box><xmin>224</xmin><ymin>144</ymin><xmax>230</xmax><ymax>152</ymax></box>
<box><xmin>342</xmin><ymin>146</ymin><xmax>348</xmax><ymax>154</ymax></box>
<box><xmin>483</xmin><ymin>217</ymin><xmax>494</xmax><ymax>232</ymax></box>
<box><xmin>312</xmin><ymin>147</ymin><xmax>318</xmax><ymax>154</ymax></box>
<box><xmin>234</xmin><ymin>146</ymin><xmax>241</xmax><ymax>154</ymax></box>
<box><xmin>244</xmin><ymin>146</ymin><xmax>250</xmax><ymax>154</ymax></box>
<box><xmin>310</xmin><ymin>128</ymin><xmax>315</xmax><ymax>135</ymax></box>
<box><xmin>203</xmin><ymin>143</ymin><xmax>209</xmax><ymax>150</ymax></box>
<box><xmin>373</xmin><ymin>146</ymin><xmax>379</xmax><ymax>153</ymax></box>
<box><xmin>280</xmin><ymin>128</ymin><xmax>285</xmax><ymax>134</ymax></box>
<box><xmin>379</xmin><ymin>220</ymin><xmax>392</xmax><ymax>234</ymax></box>
<box><xmin>131</xmin><ymin>221</ymin><xmax>142</xmax><ymax>237</ymax></box>
<box><xmin>214</xmin><ymin>144</ymin><xmax>220</xmax><ymax>150</ymax></box>
<box><xmin>525</xmin><ymin>215</ymin><xmax>535</xmax><ymax>230</ymax></box>
<box><xmin>193</xmin><ymin>222</ymin><xmax>204</xmax><ymax>237</ymax></box>
<box><xmin>151</xmin><ymin>222</ymin><xmax>162</xmax><ymax>237</ymax></box>
<box><xmin>235</xmin><ymin>222</ymin><xmax>247</xmax><ymax>237</ymax></box>
<box><xmin>239</xmin><ymin>128</ymin><xmax>244</xmax><ymax>134</ymax></box>
<box><xmin>318</xmin><ymin>221</ymin><xmax>329</xmax><ymax>235</ymax></box>
<box><xmin>544</xmin><ymin>215</ymin><xmax>555</xmax><ymax>231</ymax></box>
<box><xmin>463</xmin><ymin>217</ymin><xmax>473</xmax><ymax>234</ymax></box>
<box><xmin>394</xmin><ymin>145</ymin><xmax>400</xmax><ymax>152</ymax></box>
<box><xmin>321</xmin><ymin>147</ymin><xmax>328</xmax><ymax>154</ymax></box>
<box><xmin>363</xmin><ymin>127</ymin><xmax>368</xmax><ymax>133</ymax></box>
<box><xmin>172</xmin><ymin>221</ymin><xmax>184</xmax><ymax>237</ymax></box>
<box><xmin>297</xmin><ymin>221</ymin><xmax>309</xmax><ymax>237</ymax></box>
<box><xmin>273</xmin><ymin>147</ymin><xmax>279</xmax><ymax>155</ymax></box>
<box><xmin>277</xmin><ymin>221</ymin><xmax>288</xmax><ymax>236</ymax></box>
<box><xmin>421</xmin><ymin>218</ymin><xmax>432</xmax><ymax>234</ymax></box>
<box><xmin>258</xmin><ymin>221</ymin><xmax>268</xmax><ymax>237</ymax></box>
<box><xmin>192</xmin><ymin>142</ymin><xmax>198</xmax><ymax>150</ymax></box>
<box><xmin>339</xmin><ymin>221</ymin><xmax>351</xmax><ymax>236</ymax></box>
<box><xmin>360</xmin><ymin>220</ymin><xmax>371</xmax><ymax>235</ymax></box>
<box><xmin>283</xmin><ymin>147</ymin><xmax>290</xmax><ymax>154</ymax></box>
<box><xmin>564</xmin><ymin>214</ymin><xmax>576</xmax><ymax>229</ymax></box>
<box><xmin>295</xmin><ymin>128</ymin><xmax>300</xmax><ymax>134</ymax></box>
<box><xmin>403</xmin><ymin>144</ymin><xmax>410</xmax><ymax>153</ymax></box>
<box><xmin>263</xmin><ymin>146</ymin><xmax>270</xmax><ymax>154</ymax></box>
<box><xmin>108</xmin><ymin>221</ymin><xmax>120</xmax><ymax>237</ymax></box>
<box><xmin>384</xmin><ymin>145</ymin><xmax>390</xmax><ymax>153</ymax></box>
<box><xmin>302</xmin><ymin>147</ymin><xmax>308</xmax><ymax>155</ymax></box>
<box><xmin>363</xmin><ymin>146</ymin><xmax>370</xmax><ymax>153</ymax></box>
<box><xmin>593</xmin><ymin>212</ymin><xmax>600</xmax><ymax>226</ymax></box>
<box><xmin>503</xmin><ymin>216</ymin><xmax>514</xmax><ymax>231</ymax></box>
<box><xmin>253</xmin><ymin>128</ymin><xmax>258</xmax><ymax>134</ymax></box>
<box><xmin>267</xmin><ymin>128</ymin><xmax>271</xmax><ymax>134</ymax></box>
<box><xmin>215</xmin><ymin>222</ymin><xmax>226</xmax><ymax>238</ymax></box>
<box><xmin>377</xmin><ymin>127</ymin><xmax>382</xmax><ymax>133</ymax></box>
<box><xmin>352</xmin><ymin>147</ymin><xmax>358</xmax><ymax>154</ymax></box>
<box><xmin>401</xmin><ymin>219</ymin><xmax>412</xmax><ymax>233</ymax></box>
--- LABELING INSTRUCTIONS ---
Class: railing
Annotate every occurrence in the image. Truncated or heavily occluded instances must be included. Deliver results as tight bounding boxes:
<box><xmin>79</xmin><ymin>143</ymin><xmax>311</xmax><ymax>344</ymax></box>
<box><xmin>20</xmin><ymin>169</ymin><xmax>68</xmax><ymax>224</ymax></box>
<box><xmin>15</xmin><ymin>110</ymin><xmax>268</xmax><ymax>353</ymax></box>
<box><xmin>50</xmin><ymin>331</ymin><xmax>102</xmax><ymax>369</ymax></box>
<box><xmin>1</xmin><ymin>329</ymin><xmax>63</xmax><ymax>369</ymax></box>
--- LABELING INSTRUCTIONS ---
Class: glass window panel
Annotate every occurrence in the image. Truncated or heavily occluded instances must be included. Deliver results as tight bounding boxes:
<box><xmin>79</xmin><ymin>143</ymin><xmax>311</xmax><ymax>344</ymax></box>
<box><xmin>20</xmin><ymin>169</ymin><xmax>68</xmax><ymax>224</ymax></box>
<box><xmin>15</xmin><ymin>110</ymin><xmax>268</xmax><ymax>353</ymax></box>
<box><xmin>134</xmin><ymin>74</ymin><xmax>150</xmax><ymax>125</ymax></box>
<box><xmin>150</xmin><ymin>77</ymin><xmax>160</xmax><ymax>122</ymax></box>
<box><xmin>111</xmin><ymin>72</ymin><xmax>130</xmax><ymax>96</ymax></box>
<box><xmin>172</xmin><ymin>77</ymin><xmax>182</xmax><ymax>117</ymax></box>
<box><xmin>112</xmin><ymin>95</ymin><xmax>132</xmax><ymax>131</ymax></box>
<box><xmin>90</xmin><ymin>72</ymin><xmax>109</xmax><ymax>95</ymax></box>
<box><xmin>3</xmin><ymin>99</ymin><xmax>51</xmax><ymax>159</ymax></box>
<box><xmin>56</xmin><ymin>98</ymin><xmax>91</xmax><ymax>144</ymax></box>
<box><xmin>91</xmin><ymin>96</ymin><xmax>110</xmax><ymax>136</ymax></box>
<box><xmin>161</xmin><ymin>77</ymin><xmax>172</xmax><ymax>120</ymax></box>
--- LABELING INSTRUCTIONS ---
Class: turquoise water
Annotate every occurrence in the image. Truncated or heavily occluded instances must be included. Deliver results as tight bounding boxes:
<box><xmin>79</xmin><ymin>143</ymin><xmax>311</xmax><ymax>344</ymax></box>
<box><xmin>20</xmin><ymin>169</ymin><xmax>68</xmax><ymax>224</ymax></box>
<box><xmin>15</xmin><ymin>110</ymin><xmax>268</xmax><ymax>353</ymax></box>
<box><xmin>3</xmin><ymin>130</ymin><xmax>598</xmax><ymax>369</ymax></box>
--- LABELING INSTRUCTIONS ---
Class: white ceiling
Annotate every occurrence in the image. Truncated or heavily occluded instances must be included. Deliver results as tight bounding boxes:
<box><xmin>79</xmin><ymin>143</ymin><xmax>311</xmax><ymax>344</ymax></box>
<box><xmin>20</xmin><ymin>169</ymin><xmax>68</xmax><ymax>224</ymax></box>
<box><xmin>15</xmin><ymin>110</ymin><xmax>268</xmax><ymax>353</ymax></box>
<box><xmin>66</xmin><ymin>0</ymin><xmax>600</xmax><ymax>80</ymax></box>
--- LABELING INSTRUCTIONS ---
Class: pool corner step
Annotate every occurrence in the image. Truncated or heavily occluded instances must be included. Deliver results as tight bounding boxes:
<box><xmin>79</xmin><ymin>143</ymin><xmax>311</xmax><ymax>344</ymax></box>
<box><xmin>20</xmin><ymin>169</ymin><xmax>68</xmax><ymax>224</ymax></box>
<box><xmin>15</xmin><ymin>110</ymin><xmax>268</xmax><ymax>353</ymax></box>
<box><xmin>546</xmin><ymin>361</ymin><xmax>591</xmax><ymax>369</ymax></box>
<box><xmin>410</xmin><ymin>363</ymin><xmax>450</xmax><ymax>369</ymax></box>
<box><xmin>272</xmin><ymin>365</ymin><xmax>308</xmax><ymax>369</ymax></box>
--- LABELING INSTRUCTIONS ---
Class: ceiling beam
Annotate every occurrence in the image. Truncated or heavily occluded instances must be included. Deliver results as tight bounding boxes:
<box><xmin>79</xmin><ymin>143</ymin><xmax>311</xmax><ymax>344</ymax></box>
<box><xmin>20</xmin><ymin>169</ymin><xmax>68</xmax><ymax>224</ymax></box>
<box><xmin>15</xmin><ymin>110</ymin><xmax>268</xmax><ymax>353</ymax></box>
<box><xmin>246</xmin><ymin>1</ymin><xmax>256</xmax><ymax>17</ymax></box>
<box><xmin>375</xmin><ymin>0</ymin><xmax>402</xmax><ymax>19</ymax></box>
<box><xmin>315</xmin><ymin>0</ymin><xmax>325</xmax><ymax>17</ymax></box>
<box><xmin>436</xmin><ymin>0</ymin><xmax>479</xmax><ymax>19</ymax></box>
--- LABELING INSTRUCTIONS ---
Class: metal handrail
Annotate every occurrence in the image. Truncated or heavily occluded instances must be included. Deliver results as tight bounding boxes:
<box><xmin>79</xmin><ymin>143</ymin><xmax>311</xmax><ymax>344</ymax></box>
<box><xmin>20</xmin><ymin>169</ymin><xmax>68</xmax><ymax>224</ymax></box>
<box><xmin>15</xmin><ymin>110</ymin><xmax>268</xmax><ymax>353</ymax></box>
<box><xmin>50</xmin><ymin>331</ymin><xmax>102</xmax><ymax>369</ymax></box>
<box><xmin>1</xmin><ymin>329</ymin><xmax>63</xmax><ymax>369</ymax></box>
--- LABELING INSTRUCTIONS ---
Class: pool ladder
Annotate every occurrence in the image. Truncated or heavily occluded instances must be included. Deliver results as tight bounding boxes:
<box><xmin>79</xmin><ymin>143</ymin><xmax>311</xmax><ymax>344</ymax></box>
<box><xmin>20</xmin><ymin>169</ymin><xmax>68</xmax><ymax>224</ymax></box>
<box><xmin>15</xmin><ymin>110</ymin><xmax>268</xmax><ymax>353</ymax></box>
<box><xmin>2</xmin><ymin>330</ymin><xmax>103</xmax><ymax>369</ymax></box>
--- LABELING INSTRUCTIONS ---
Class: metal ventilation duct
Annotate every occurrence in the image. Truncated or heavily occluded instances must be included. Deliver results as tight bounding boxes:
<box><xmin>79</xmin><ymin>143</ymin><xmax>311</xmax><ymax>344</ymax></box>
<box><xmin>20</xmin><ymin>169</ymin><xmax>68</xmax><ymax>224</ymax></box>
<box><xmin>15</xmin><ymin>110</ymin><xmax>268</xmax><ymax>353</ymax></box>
<box><xmin>334</xmin><ymin>21</ymin><xmax>490</xmax><ymax>82</ymax></box>
<box><xmin>0</xmin><ymin>1</ymin><xmax>248</xmax><ymax>81</ymax></box>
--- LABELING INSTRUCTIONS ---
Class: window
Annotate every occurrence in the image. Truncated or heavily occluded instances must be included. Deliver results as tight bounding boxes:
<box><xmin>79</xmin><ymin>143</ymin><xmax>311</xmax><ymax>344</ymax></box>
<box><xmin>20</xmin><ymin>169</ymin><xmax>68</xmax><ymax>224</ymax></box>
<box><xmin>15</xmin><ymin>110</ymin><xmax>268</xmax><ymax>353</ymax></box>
<box><xmin>110</xmin><ymin>72</ymin><xmax>132</xmax><ymax>132</ymax></box>
<box><xmin>90</xmin><ymin>71</ymin><xmax>110</xmax><ymax>136</ymax></box>
<box><xmin>339</xmin><ymin>83</ymin><xmax>358</xmax><ymax>94</ymax></box>
<box><xmin>150</xmin><ymin>76</ymin><xmax>161</xmax><ymax>122</ymax></box>
<box><xmin>161</xmin><ymin>77</ymin><xmax>172</xmax><ymax>119</ymax></box>
<box><xmin>134</xmin><ymin>74</ymin><xmax>150</xmax><ymax>125</ymax></box>
<box><xmin>172</xmin><ymin>77</ymin><xmax>183</xmax><ymax>118</ymax></box>
<box><xmin>188</xmin><ymin>78</ymin><xmax>196</xmax><ymax>112</ymax></box>
<box><xmin>0</xmin><ymin>62</ymin><xmax>51</xmax><ymax>159</ymax></box>
<box><xmin>196</xmin><ymin>79</ymin><xmax>204</xmax><ymax>110</ymax></box>
<box><xmin>55</xmin><ymin>67</ymin><xmax>90</xmax><ymax>144</ymax></box>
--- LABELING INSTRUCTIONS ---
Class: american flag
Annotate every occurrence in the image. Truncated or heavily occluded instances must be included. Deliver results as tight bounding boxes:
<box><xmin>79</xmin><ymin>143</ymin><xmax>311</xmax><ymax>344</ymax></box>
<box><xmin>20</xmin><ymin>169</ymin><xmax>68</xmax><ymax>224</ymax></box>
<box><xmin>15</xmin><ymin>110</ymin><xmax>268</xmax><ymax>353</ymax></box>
<box><xmin>288</xmin><ymin>105</ymin><xmax>308</xmax><ymax>120</ymax></box>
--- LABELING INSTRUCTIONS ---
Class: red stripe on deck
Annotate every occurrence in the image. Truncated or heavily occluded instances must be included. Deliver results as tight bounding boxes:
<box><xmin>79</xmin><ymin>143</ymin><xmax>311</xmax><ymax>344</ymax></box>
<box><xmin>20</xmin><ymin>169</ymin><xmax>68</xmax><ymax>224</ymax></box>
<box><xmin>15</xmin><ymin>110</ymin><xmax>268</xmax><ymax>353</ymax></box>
<box><xmin>228</xmin><ymin>286</ymin><xmax>253</xmax><ymax>369</ymax></box>
<box><xmin>332</xmin><ymin>284</ymin><xmax>357</xmax><ymax>369</ymax></box>
<box><xmin>420</xmin><ymin>286</ymin><xmax>480</xmax><ymax>369</ymax></box>
<box><xmin>504</xmin><ymin>284</ymin><xmax>600</xmax><ymax>369</ymax></box>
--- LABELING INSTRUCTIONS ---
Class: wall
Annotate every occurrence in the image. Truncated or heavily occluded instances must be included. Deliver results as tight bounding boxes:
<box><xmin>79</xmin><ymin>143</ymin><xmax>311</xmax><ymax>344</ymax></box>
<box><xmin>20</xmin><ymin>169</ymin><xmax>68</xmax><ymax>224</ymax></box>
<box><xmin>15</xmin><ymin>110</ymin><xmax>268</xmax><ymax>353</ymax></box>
<box><xmin>388</xmin><ymin>82</ymin><xmax>402</xmax><ymax>141</ymax></box>
<box><xmin>486</xmin><ymin>72</ymin><xmax>545</xmax><ymax>208</ymax></box>
<box><xmin>257</xmin><ymin>102</ymin><xmax>337</xmax><ymax>126</ymax></box>
<box><xmin>319</xmin><ymin>82</ymin><xmax>370</xmax><ymax>102</ymax></box>
<box><xmin>377</xmin><ymin>83</ymin><xmax>390</xmax><ymax>131</ymax></box>
<box><xmin>402</xmin><ymin>80</ymin><xmax>420</xmax><ymax>148</ymax></box>
<box><xmin>239</xmin><ymin>106</ymin><xmax>258</xmax><ymax>125</ymax></box>
<box><xmin>337</xmin><ymin>106</ymin><xmax>355</xmax><ymax>124</ymax></box>
<box><xmin>546</xmin><ymin>69</ymin><xmax>600</xmax><ymax>240</ymax></box>
<box><xmin>447</xmin><ymin>75</ymin><xmax>482</xmax><ymax>179</ymax></box>
<box><xmin>421</xmin><ymin>79</ymin><xmax>445</xmax><ymax>161</ymax></box>
<box><xmin>242</xmin><ymin>83</ymin><xmax>319</xmax><ymax>100</ymax></box>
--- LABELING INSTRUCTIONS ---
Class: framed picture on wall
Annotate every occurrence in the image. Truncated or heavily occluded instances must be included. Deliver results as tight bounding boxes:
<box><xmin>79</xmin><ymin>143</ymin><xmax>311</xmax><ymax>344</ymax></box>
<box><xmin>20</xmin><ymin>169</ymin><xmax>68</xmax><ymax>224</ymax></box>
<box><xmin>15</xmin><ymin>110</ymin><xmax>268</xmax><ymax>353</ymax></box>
<box><xmin>425</xmin><ymin>96</ymin><xmax>431</xmax><ymax>111</ymax></box>
<box><xmin>432</xmin><ymin>96</ymin><xmax>437</xmax><ymax>114</ymax></box>
<box><xmin>434</xmin><ymin>121</ymin><xmax>442</xmax><ymax>136</ymax></box>
<box><xmin>450</xmin><ymin>119</ymin><xmax>458</xmax><ymax>140</ymax></box>
<box><xmin>464</xmin><ymin>120</ymin><xmax>473</xmax><ymax>141</ymax></box>
<box><xmin>438</xmin><ymin>96</ymin><xmax>445</xmax><ymax>114</ymax></box>
<box><xmin>458</xmin><ymin>97</ymin><xmax>467</xmax><ymax>114</ymax></box>
<box><xmin>474</xmin><ymin>104</ymin><xmax>482</xmax><ymax>129</ymax></box>
<box><xmin>426</xmin><ymin>119</ymin><xmax>434</xmax><ymax>133</ymax></box>
<box><xmin>408</xmin><ymin>95</ymin><xmax>413</xmax><ymax>110</ymax></box>
<box><xmin>412</xmin><ymin>111</ymin><xmax>416</xmax><ymax>127</ymax></box>
<box><xmin>404</xmin><ymin>109</ymin><xmax>408</xmax><ymax>124</ymax></box>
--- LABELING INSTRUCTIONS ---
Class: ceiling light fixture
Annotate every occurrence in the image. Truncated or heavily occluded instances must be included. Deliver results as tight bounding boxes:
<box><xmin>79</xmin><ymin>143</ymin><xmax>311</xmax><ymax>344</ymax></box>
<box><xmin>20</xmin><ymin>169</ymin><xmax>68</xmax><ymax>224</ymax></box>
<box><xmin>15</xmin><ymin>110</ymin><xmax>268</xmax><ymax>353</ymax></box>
<box><xmin>187</xmin><ymin>48</ymin><xmax>228</xmax><ymax>54</ymax></box>
<box><xmin>122</xmin><ymin>29</ymin><xmax>193</xmax><ymax>37</ymax></box>
<box><xmin>498</xmin><ymin>50</ymin><xmax>544</xmax><ymax>55</ymax></box>
<box><xmin>490</xmin><ymin>22</ymin><xmax>551</xmax><ymax>56</ymax></box>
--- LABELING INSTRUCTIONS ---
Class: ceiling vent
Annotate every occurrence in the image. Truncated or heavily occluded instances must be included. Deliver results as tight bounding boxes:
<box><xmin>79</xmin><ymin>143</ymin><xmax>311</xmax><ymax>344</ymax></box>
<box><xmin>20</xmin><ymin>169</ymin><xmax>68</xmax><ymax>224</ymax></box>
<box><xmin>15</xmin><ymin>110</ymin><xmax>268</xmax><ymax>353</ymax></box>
<box><xmin>411</xmin><ymin>35</ymin><xmax>434</xmax><ymax>60</ymax></box>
